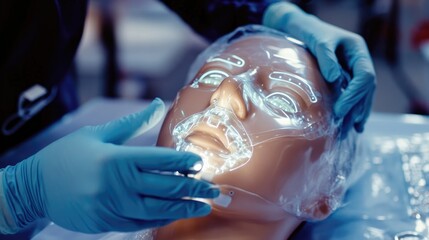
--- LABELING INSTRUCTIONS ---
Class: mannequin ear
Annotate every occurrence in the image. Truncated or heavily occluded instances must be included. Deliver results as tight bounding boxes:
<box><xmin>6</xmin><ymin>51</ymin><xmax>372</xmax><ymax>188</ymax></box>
<box><xmin>301</xmin><ymin>195</ymin><xmax>334</xmax><ymax>220</ymax></box>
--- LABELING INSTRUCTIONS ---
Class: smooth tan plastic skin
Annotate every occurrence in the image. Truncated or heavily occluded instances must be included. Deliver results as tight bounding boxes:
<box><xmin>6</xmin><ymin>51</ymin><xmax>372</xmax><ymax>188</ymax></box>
<box><xmin>154</xmin><ymin>26</ymin><xmax>346</xmax><ymax>240</ymax></box>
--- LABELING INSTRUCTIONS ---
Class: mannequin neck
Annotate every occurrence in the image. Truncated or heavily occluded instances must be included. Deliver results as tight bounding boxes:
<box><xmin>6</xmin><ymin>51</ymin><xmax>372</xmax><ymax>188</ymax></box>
<box><xmin>154</xmin><ymin>210</ymin><xmax>302</xmax><ymax>240</ymax></box>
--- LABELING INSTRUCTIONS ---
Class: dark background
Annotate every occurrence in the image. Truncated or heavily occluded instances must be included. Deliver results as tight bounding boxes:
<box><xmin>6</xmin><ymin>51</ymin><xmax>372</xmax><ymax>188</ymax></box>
<box><xmin>77</xmin><ymin>0</ymin><xmax>429</xmax><ymax>114</ymax></box>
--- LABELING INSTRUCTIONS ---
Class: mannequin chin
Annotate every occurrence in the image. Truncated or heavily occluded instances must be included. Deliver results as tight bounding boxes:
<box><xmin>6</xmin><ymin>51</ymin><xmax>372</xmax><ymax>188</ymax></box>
<box><xmin>154</xmin><ymin>25</ymin><xmax>356</xmax><ymax>240</ymax></box>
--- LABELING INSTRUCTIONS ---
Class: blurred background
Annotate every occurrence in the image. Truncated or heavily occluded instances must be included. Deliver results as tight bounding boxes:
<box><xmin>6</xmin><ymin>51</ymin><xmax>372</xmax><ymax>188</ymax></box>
<box><xmin>75</xmin><ymin>0</ymin><xmax>429</xmax><ymax>115</ymax></box>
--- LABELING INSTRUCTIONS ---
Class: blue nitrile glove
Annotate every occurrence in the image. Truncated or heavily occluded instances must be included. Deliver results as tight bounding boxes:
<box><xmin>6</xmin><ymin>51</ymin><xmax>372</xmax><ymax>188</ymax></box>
<box><xmin>263</xmin><ymin>2</ymin><xmax>376</xmax><ymax>132</ymax></box>
<box><xmin>0</xmin><ymin>98</ymin><xmax>219</xmax><ymax>234</ymax></box>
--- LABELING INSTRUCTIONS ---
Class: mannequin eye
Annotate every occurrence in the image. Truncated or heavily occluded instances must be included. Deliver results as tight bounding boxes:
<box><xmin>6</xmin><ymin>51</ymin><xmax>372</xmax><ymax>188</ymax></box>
<box><xmin>265</xmin><ymin>93</ymin><xmax>298</xmax><ymax>115</ymax></box>
<box><xmin>197</xmin><ymin>70</ymin><xmax>229</xmax><ymax>86</ymax></box>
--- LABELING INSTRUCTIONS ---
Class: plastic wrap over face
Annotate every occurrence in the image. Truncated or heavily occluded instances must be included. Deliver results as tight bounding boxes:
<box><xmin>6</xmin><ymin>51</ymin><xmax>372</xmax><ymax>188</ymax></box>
<box><xmin>157</xmin><ymin>25</ymin><xmax>357</xmax><ymax>220</ymax></box>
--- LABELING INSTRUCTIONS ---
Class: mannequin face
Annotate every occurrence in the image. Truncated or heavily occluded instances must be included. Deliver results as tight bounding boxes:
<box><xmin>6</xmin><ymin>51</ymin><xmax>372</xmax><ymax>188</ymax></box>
<box><xmin>157</xmin><ymin>35</ymin><xmax>337</xmax><ymax>220</ymax></box>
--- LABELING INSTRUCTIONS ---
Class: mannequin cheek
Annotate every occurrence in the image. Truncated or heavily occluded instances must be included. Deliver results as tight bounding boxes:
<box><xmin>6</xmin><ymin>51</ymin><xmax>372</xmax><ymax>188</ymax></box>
<box><xmin>156</xmin><ymin>112</ymin><xmax>176</xmax><ymax>148</ymax></box>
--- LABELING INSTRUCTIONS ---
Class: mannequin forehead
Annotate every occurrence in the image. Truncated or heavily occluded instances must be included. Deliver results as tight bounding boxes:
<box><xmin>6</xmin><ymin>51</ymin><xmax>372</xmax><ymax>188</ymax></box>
<box><xmin>203</xmin><ymin>35</ymin><xmax>326</xmax><ymax>91</ymax></box>
<box><xmin>220</xmin><ymin>36</ymin><xmax>314</xmax><ymax>66</ymax></box>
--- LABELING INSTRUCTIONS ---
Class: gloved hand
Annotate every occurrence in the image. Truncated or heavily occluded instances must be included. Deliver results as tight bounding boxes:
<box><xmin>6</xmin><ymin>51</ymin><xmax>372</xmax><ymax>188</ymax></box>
<box><xmin>263</xmin><ymin>2</ymin><xmax>376</xmax><ymax>132</ymax></box>
<box><xmin>1</xmin><ymin>98</ymin><xmax>219</xmax><ymax>233</ymax></box>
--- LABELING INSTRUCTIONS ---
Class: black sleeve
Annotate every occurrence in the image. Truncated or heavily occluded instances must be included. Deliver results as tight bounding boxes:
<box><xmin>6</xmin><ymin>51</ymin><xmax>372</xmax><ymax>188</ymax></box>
<box><xmin>0</xmin><ymin>0</ymin><xmax>87</xmax><ymax>155</ymax></box>
<box><xmin>159</xmin><ymin>0</ymin><xmax>279</xmax><ymax>41</ymax></box>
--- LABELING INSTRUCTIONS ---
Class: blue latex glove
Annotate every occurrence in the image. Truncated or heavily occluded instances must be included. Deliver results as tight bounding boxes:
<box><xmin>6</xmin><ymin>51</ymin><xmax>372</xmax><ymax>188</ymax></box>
<box><xmin>263</xmin><ymin>2</ymin><xmax>376</xmax><ymax>132</ymax></box>
<box><xmin>1</xmin><ymin>98</ymin><xmax>219</xmax><ymax>234</ymax></box>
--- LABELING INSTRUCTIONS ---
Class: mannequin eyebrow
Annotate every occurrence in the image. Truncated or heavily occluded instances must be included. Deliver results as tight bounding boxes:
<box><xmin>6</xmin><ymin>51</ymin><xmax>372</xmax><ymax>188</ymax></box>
<box><xmin>200</xmin><ymin>70</ymin><xmax>230</xmax><ymax>79</ymax></box>
<box><xmin>207</xmin><ymin>54</ymin><xmax>245</xmax><ymax>67</ymax></box>
<box><xmin>269</xmin><ymin>71</ymin><xmax>318</xmax><ymax>103</ymax></box>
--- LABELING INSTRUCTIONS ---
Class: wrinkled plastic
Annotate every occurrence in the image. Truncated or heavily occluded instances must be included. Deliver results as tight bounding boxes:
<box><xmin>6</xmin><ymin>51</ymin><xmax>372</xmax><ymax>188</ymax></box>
<box><xmin>295</xmin><ymin>132</ymin><xmax>429</xmax><ymax>240</ymax></box>
<box><xmin>158</xmin><ymin>25</ymin><xmax>357</xmax><ymax>221</ymax></box>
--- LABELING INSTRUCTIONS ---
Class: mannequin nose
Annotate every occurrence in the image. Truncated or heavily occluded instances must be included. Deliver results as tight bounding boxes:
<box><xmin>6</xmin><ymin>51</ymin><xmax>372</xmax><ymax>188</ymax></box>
<box><xmin>210</xmin><ymin>77</ymin><xmax>247</xmax><ymax>119</ymax></box>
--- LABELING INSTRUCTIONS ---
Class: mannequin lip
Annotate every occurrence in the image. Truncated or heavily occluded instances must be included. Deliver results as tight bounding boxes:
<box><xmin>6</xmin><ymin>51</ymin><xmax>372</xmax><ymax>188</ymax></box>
<box><xmin>185</xmin><ymin>131</ymin><xmax>231</xmax><ymax>154</ymax></box>
<box><xmin>192</xmin><ymin>123</ymin><xmax>230</xmax><ymax>145</ymax></box>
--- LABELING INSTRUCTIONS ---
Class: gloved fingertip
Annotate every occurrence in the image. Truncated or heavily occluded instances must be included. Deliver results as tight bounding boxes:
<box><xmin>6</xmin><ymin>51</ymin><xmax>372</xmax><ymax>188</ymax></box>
<box><xmin>208</xmin><ymin>186</ymin><xmax>221</xmax><ymax>198</ymax></box>
<box><xmin>316</xmin><ymin>50</ymin><xmax>340</xmax><ymax>83</ymax></box>
<box><xmin>354</xmin><ymin>121</ymin><xmax>364</xmax><ymax>133</ymax></box>
<box><xmin>196</xmin><ymin>184</ymin><xmax>221</xmax><ymax>199</ymax></box>
<box><xmin>333</xmin><ymin>115</ymin><xmax>341</xmax><ymax>124</ymax></box>
<box><xmin>194</xmin><ymin>204</ymin><xmax>211</xmax><ymax>217</ymax></box>
<box><xmin>262</xmin><ymin>1</ymin><xmax>302</xmax><ymax>29</ymax></box>
<box><xmin>326</xmin><ymin>68</ymin><xmax>342</xmax><ymax>83</ymax></box>
<box><xmin>354</xmin><ymin>110</ymin><xmax>365</xmax><ymax>123</ymax></box>
<box><xmin>152</xmin><ymin>97</ymin><xmax>164</xmax><ymax>105</ymax></box>
<box><xmin>338</xmin><ymin>112</ymin><xmax>354</xmax><ymax>139</ymax></box>
<box><xmin>178</xmin><ymin>155</ymin><xmax>204</xmax><ymax>176</ymax></box>
<box><xmin>179</xmin><ymin>152</ymin><xmax>202</xmax><ymax>169</ymax></box>
<box><xmin>333</xmin><ymin>103</ymin><xmax>346</xmax><ymax>119</ymax></box>
<box><xmin>355</xmin><ymin>111</ymin><xmax>368</xmax><ymax>133</ymax></box>
<box><xmin>188</xmin><ymin>159</ymin><xmax>204</xmax><ymax>174</ymax></box>
<box><xmin>186</xmin><ymin>152</ymin><xmax>202</xmax><ymax>162</ymax></box>
<box><xmin>130</xmin><ymin>98</ymin><xmax>166</xmax><ymax>138</ymax></box>
<box><xmin>150</xmin><ymin>97</ymin><xmax>166</xmax><ymax>114</ymax></box>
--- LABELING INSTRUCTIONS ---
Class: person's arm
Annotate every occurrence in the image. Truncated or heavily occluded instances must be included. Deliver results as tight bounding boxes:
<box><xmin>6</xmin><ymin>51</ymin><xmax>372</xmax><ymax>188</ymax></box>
<box><xmin>0</xmin><ymin>99</ymin><xmax>219</xmax><ymax>234</ymax></box>
<box><xmin>0</xmin><ymin>176</ymin><xmax>17</xmax><ymax>234</ymax></box>
<box><xmin>159</xmin><ymin>0</ymin><xmax>278</xmax><ymax>41</ymax></box>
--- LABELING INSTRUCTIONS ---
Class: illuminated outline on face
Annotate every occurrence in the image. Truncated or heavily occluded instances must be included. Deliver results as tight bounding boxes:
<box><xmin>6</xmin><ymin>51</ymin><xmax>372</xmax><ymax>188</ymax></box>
<box><xmin>207</xmin><ymin>54</ymin><xmax>245</xmax><ymax>67</ymax></box>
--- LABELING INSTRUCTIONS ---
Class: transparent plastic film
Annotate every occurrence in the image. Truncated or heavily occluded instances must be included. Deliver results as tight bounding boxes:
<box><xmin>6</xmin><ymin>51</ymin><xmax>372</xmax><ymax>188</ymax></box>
<box><xmin>157</xmin><ymin>25</ymin><xmax>357</xmax><ymax>221</ymax></box>
<box><xmin>293</xmin><ymin>133</ymin><xmax>429</xmax><ymax>240</ymax></box>
<box><xmin>172</xmin><ymin>105</ymin><xmax>253</xmax><ymax>176</ymax></box>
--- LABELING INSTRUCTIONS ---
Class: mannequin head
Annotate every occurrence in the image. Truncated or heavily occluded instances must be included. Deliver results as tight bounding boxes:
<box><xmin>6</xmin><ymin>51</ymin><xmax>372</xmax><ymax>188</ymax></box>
<box><xmin>155</xmin><ymin>25</ymin><xmax>356</xmax><ymax>240</ymax></box>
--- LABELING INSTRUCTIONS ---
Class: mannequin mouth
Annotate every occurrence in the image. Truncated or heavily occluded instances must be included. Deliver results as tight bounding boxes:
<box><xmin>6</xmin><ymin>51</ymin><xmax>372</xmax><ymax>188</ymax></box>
<box><xmin>174</xmin><ymin>123</ymin><xmax>251</xmax><ymax>174</ymax></box>
<box><xmin>185</xmin><ymin>131</ymin><xmax>231</xmax><ymax>155</ymax></box>
<box><xmin>172</xmin><ymin>109</ymin><xmax>252</xmax><ymax>175</ymax></box>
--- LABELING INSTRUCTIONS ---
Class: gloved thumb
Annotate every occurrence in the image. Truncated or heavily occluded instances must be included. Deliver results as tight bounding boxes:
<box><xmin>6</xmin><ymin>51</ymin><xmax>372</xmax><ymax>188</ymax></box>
<box><xmin>262</xmin><ymin>2</ymin><xmax>304</xmax><ymax>31</ymax></box>
<box><xmin>96</xmin><ymin>98</ymin><xmax>166</xmax><ymax>144</ymax></box>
